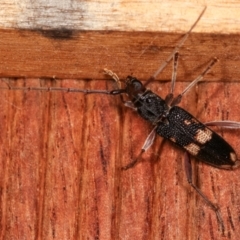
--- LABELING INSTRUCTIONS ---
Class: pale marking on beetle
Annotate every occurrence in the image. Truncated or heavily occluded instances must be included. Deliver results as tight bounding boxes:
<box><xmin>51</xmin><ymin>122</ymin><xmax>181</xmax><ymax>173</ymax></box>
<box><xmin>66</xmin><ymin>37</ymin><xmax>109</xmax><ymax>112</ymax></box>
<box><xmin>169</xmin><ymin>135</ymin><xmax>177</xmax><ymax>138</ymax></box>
<box><xmin>170</xmin><ymin>137</ymin><xmax>176</xmax><ymax>143</ymax></box>
<box><xmin>184</xmin><ymin>143</ymin><xmax>200</xmax><ymax>156</ymax></box>
<box><xmin>230</xmin><ymin>152</ymin><xmax>237</xmax><ymax>162</ymax></box>
<box><xmin>184</xmin><ymin>119</ymin><xmax>192</xmax><ymax>125</ymax></box>
<box><xmin>195</xmin><ymin>128</ymin><xmax>212</xmax><ymax>144</ymax></box>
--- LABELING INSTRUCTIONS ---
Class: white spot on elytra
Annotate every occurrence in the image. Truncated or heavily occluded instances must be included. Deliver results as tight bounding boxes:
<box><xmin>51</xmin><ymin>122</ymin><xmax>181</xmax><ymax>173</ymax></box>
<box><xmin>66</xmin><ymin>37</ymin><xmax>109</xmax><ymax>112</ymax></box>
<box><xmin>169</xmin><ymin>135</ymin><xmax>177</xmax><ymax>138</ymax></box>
<box><xmin>184</xmin><ymin>143</ymin><xmax>200</xmax><ymax>156</ymax></box>
<box><xmin>195</xmin><ymin>128</ymin><xmax>212</xmax><ymax>144</ymax></box>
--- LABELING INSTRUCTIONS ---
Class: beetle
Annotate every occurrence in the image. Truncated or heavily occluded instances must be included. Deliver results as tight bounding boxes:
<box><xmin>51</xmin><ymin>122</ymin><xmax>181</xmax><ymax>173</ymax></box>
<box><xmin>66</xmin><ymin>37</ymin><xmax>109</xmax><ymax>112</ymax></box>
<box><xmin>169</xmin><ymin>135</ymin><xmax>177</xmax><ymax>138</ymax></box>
<box><xmin>102</xmin><ymin>53</ymin><xmax>240</xmax><ymax>232</ymax></box>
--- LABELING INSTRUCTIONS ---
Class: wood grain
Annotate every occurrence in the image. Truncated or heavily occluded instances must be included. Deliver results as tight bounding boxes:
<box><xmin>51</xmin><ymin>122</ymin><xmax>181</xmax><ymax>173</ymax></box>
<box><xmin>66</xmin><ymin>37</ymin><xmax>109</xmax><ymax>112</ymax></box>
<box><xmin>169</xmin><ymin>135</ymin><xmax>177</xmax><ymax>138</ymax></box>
<box><xmin>0</xmin><ymin>30</ymin><xmax>240</xmax><ymax>239</ymax></box>
<box><xmin>1</xmin><ymin>2</ymin><xmax>240</xmax><ymax>239</ymax></box>
<box><xmin>1</xmin><ymin>1</ymin><xmax>240</xmax><ymax>34</ymax></box>
<box><xmin>1</xmin><ymin>79</ymin><xmax>240</xmax><ymax>239</ymax></box>
<box><xmin>1</xmin><ymin>29</ymin><xmax>240</xmax><ymax>81</ymax></box>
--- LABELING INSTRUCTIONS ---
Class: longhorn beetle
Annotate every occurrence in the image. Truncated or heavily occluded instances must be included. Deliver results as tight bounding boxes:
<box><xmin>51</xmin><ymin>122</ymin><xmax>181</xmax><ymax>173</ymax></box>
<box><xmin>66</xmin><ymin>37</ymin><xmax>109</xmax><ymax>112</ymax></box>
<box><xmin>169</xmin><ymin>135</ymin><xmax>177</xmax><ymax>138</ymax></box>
<box><xmin>2</xmin><ymin>6</ymin><xmax>240</xmax><ymax>232</ymax></box>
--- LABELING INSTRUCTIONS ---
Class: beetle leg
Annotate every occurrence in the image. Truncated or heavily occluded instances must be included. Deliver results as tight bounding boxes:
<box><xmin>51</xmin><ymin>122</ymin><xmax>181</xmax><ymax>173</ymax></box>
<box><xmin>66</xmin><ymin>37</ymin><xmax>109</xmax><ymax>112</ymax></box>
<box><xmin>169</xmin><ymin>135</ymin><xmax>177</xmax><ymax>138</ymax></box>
<box><xmin>124</xmin><ymin>101</ymin><xmax>137</xmax><ymax>110</ymax></box>
<box><xmin>165</xmin><ymin>52</ymin><xmax>179</xmax><ymax>105</ymax></box>
<box><xmin>143</xmin><ymin>7</ymin><xmax>207</xmax><ymax>88</ymax></box>
<box><xmin>170</xmin><ymin>51</ymin><xmax>179</xmax><ymax>95</ymax></box>
<box><xmin>205</xmin><ymin>121</ymin><xmax>240</xmax><ymax>129</ymax></box>
<box><xmin>184</xmin><ymin>152</ymin><xmax>225</xmax><ymax>232</ymax></box>
<box><xmin>122</xmin><ymin>126</ymin><xmax>157</xmax><ymax>170</ymax></box>
<box><xmin>170</xmin><ymin>58</ymin><xmax>218</xmax><ymax>106</ymax></box>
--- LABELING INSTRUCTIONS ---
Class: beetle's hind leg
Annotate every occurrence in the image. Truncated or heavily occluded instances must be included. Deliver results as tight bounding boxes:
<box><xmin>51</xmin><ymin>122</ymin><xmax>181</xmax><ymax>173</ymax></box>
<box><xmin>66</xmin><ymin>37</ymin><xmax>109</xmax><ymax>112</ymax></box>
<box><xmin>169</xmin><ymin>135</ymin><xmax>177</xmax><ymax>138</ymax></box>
<box><xmin>184</xmin><ymin>120</ymin><xmax>240</xmax><ymax>232</ymax></box>
<box><xmin>184</xmin><ymin>152</ymin><xmax>225</xmax><ymax>233</ymax></box>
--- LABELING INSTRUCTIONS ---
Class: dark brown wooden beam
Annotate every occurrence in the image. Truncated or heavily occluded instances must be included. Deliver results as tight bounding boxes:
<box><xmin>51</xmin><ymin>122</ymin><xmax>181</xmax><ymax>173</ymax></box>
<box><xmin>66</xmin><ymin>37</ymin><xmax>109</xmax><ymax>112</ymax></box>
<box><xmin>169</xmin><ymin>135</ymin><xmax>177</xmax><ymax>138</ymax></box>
<box><xmin>1</xmin><ymin>29</ymin><xmax>240</xmax><ymax>81</ymax></box>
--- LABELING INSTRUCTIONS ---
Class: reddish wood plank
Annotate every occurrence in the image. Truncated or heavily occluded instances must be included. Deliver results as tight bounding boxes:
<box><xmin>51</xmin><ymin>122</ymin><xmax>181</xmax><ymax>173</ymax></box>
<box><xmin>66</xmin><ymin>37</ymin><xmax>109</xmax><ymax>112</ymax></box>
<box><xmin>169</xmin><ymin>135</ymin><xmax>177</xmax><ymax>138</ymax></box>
<box><xmin>0</xmin><ymin>77</ymin><xmax>240</xmax><ymax>239</ymax></box>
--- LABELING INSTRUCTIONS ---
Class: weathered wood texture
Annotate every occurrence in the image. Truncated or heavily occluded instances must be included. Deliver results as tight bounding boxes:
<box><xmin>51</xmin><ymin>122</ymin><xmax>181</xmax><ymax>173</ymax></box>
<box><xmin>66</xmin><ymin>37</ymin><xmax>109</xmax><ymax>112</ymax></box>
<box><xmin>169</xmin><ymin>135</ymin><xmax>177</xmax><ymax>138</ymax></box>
<box><xmin>1</xmin><ymin>1</ymin><xmax>240</xmax><ymax>240</ymax></box>
<box><xmin>1</xmin><ymin>29</ymin><xmax>240</xmax><ymax>81</ymax></box>
<box><xmin>0</xmin><ymin>30</ymin><xmax>240</xmax><ymax>240</ymax></box>
<box><xmin>1</xmin><ymin>1</ymin><xmax>240</xmax><ymax>33</ymax></box>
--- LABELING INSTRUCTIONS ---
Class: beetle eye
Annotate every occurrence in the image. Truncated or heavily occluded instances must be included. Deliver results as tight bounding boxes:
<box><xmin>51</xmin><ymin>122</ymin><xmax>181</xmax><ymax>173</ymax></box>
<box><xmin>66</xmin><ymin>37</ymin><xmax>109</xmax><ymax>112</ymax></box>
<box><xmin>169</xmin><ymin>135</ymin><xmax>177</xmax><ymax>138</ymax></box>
<box><xmin>126</xmin><ymin>76</ymin><xmax>143</xmax><ymax>91</ymax></box>
<box><xmin>132</xmin><ymin>80</ymin><xmax>142</xmax><ymax>90</ymax></box>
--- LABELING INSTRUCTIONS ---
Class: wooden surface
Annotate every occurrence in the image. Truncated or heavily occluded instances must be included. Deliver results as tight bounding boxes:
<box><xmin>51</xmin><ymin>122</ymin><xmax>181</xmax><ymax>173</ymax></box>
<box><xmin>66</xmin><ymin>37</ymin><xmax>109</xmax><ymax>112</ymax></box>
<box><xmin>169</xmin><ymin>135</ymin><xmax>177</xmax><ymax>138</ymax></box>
<box><xmin>1</xmin><ymin>29</ymin><xmax>240</xmax><ymax>81</ymax></box>
<box><xmin>1</xmin><ymin>0</ymin><xmax>240</xmax><ymax>33</ymax></box>
<box><xmin>1</xmin><ymin>33</ymin><xmax>240</xmax><ymax>240</ymax></box>
<box><xmin>1</xmin><ymin>1</ymin><xmax>240</xmax><ymax>240</ymax></box>
<box><xmin>1</xmin><ymin>78</ymin><xmax>240</xmax><ymax>240</ymax></box>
